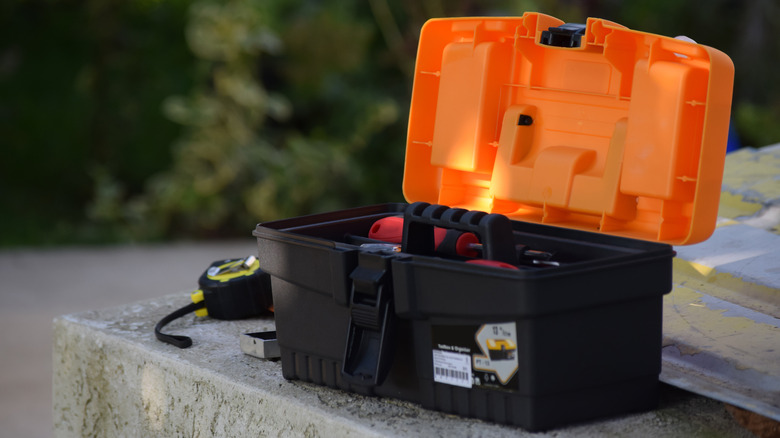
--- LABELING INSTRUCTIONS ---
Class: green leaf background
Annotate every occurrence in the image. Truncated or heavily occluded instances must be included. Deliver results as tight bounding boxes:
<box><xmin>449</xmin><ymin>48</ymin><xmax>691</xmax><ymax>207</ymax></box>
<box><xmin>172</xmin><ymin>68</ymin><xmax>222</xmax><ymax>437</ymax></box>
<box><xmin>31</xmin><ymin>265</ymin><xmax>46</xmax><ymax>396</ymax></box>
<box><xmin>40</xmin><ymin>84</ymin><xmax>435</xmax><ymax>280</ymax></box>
<box><xmin>2</xmin><ymin>0</ymin><xmax>778</xmax><ymax>245</ymax></box>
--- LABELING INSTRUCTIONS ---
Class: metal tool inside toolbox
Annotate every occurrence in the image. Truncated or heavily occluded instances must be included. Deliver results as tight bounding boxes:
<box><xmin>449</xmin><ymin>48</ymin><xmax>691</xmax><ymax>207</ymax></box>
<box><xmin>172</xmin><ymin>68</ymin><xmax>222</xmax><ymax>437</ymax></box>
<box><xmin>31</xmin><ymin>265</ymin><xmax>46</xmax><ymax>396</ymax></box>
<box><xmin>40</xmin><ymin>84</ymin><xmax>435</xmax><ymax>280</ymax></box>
<box><xmin>252</xmin><ymin>12</ymin><xmax>734</xmax><ymax>431</ymax></box>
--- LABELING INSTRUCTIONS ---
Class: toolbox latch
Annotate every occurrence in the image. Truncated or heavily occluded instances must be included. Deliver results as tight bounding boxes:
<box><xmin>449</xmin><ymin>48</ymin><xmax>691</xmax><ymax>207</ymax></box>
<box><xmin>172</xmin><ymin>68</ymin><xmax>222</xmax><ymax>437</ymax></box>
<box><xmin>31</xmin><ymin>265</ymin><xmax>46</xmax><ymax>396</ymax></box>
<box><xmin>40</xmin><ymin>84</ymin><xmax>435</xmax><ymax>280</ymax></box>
<box><xmin>540</xmin><ymin>23</ymin><xmax>586</xmax><ymax>48</ymax></box>
<box><xmin>342</xmin><ymin>252</ymin><xmax>395</xmax><ymax>392</ymax></box>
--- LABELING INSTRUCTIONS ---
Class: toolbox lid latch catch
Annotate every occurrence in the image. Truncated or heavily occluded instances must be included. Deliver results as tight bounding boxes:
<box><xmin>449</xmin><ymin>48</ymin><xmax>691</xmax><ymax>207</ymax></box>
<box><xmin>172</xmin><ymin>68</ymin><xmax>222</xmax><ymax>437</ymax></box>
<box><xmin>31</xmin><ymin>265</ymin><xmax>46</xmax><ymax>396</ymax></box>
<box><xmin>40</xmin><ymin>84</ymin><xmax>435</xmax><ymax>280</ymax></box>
<box><xmin>342</xmin><ymin>253</ymin><xmax>396</xmax><ymax>393</ymax></box>
<box><xmin>540</xmin><ymin>23</ymin><xmax>587</xmax><ymax>48</ymax></box>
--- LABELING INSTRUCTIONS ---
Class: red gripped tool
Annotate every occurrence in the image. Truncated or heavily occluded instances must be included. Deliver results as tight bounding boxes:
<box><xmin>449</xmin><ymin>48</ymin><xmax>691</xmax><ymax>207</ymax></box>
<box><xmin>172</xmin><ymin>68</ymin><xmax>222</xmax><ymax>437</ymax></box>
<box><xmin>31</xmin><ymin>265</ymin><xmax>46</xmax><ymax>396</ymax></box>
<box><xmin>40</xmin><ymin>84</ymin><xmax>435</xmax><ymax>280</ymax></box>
<box><xmin>368</xmin><ymin>216</ymin><xmax>479</xmax><ymax>257</ymax></box>
<box><xmin>367</xmin><ymin>216</ymin><xmax>557</xmax><ymax>270</ymax></box>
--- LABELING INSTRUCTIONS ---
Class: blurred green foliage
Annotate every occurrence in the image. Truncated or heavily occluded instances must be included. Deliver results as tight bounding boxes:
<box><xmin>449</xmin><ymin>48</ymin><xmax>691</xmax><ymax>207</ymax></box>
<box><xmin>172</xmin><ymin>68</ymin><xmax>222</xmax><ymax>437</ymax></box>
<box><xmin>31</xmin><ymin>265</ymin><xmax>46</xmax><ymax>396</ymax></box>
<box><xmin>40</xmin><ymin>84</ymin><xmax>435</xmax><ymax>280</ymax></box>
<box><xmin>1</xmin><ymin>0</ymin><xmax>195</xmax><ymax>244</ymax></box>
<box><xmin>2</xmin><ymin>0</ymin><xmax>779</xmax><ymax>245</ymax></box>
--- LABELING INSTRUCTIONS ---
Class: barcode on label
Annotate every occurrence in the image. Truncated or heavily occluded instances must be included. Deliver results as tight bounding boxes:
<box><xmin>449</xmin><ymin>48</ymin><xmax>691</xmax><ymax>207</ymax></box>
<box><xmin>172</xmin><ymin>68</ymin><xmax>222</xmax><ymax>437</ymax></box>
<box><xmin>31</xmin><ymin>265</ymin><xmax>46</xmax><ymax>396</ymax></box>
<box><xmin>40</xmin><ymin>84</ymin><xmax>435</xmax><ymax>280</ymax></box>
<box><xmin>432</xmin><ymin>349</ymin><xmax>472</xmax><ymax>388</ymax></box>
<box><xmin>434</xmin><ymin>367</ymin><xmax>469</xmax><ymax>381</ymax></box>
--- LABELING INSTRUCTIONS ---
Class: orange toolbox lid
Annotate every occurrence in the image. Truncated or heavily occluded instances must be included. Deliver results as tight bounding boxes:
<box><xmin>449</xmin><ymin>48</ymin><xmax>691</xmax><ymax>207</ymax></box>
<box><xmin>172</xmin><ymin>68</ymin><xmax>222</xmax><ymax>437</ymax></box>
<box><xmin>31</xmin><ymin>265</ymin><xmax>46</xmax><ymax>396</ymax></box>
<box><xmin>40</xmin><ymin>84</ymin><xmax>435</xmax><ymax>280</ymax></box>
<box><xmin>403</xmin><ymin>13</ymin><xmax>734</xmax><ymax>245</ymax></box>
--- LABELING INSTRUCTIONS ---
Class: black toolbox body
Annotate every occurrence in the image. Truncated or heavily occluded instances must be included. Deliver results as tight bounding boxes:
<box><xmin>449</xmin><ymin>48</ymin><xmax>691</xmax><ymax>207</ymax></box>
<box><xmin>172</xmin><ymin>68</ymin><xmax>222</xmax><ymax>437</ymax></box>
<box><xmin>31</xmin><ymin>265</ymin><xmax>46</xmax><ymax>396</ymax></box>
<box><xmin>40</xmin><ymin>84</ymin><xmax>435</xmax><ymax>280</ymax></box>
<box><xmin>254</xmin><ymin>202</ymin><xmax>674</xmax><ymax>430</ymax></box>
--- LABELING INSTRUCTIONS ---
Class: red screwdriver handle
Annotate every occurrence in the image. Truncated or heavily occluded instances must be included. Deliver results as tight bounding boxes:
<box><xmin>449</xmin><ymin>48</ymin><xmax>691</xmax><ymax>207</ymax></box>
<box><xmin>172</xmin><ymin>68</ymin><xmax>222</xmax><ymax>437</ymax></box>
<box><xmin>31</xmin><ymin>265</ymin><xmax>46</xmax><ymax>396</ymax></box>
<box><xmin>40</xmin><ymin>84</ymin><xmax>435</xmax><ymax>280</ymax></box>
<box><xmin>368</xmin><ymin>216</ymin><xmax>479</xmax><ymax>257</ymax></box>
<box><xmin>368</xmin><ymin>216</ymin><xmax>405</xmax><ymax>243</ymax></box>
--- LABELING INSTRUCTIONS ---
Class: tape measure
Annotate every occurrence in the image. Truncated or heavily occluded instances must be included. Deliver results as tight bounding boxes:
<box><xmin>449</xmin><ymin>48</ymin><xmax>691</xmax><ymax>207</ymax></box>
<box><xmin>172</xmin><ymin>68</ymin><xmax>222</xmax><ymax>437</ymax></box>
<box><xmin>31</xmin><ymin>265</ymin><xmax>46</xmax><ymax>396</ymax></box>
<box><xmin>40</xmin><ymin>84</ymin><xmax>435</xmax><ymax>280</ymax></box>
<box><xmin>155</xmin><ymin>255</ymin><xmax>273</xmax><ymax>348</ymax></box>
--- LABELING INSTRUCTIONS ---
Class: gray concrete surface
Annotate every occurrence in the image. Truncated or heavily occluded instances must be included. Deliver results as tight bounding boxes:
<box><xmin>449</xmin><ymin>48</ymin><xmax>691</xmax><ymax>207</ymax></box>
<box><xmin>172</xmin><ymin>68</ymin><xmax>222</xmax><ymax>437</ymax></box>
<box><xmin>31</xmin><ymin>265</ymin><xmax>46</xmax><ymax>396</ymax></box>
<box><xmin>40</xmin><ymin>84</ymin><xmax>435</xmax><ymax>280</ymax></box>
<box><xmin>53</xmin><ymin>294</ymin><xmax>754</xmax><ymax>438</ymax></box>
<box><xmin>0</xmin><ymin>240</ymin><xmax>257</xmax><ymax>438</ymax></box>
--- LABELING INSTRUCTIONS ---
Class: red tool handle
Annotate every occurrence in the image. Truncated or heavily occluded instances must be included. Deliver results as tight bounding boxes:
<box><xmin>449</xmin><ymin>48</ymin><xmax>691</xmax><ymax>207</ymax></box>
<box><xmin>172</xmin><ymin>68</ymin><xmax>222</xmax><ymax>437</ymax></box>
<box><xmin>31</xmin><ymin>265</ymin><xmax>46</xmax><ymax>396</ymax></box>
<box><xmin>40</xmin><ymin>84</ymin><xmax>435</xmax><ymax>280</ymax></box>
<box><xmin>465</xmin><ymin>259</ymin><xmax>520</xmax><ymax>270</ymax></box>
<box><xmin>369</xmin><ymin>216</ymin><xmax>479</xmax><ymax>257</ymax></box>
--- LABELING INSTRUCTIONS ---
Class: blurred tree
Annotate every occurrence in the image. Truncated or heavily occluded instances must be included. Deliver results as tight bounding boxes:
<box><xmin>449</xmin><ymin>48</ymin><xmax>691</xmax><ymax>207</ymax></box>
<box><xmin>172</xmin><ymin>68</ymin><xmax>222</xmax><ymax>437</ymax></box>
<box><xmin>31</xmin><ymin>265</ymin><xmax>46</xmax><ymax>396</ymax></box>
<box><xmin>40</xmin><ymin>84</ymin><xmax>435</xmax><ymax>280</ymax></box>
<box><xmin>88</xmin><ymin>0</ymin><xmax>409</xmax><ymax>239</ymax></box>
<box><xmin>0</xmin><ymin>0</ymin><xmax>195</xmax><ymax>244</ymax></box>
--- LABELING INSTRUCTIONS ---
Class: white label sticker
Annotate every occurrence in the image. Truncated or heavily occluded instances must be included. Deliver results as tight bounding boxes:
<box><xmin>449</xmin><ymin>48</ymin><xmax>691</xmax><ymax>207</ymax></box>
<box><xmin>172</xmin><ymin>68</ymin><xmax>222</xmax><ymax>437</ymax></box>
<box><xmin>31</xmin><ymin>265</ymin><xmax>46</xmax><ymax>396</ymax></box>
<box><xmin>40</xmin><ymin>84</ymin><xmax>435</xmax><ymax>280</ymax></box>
<box><xmin>432</xmin><ymin>349</ymin><xmax>472</xmax><ymax>388</ymax></box>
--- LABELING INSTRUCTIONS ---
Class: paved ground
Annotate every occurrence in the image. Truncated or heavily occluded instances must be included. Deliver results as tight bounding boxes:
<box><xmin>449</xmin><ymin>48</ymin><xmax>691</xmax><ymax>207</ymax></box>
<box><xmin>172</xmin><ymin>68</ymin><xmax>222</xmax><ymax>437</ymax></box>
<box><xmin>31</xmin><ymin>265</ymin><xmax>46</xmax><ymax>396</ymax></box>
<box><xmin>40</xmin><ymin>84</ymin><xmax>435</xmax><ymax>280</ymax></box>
<box><xmin>0</xmin><ymin>239</ymin><xmax>257</xmax><ymax>438</ymax></box>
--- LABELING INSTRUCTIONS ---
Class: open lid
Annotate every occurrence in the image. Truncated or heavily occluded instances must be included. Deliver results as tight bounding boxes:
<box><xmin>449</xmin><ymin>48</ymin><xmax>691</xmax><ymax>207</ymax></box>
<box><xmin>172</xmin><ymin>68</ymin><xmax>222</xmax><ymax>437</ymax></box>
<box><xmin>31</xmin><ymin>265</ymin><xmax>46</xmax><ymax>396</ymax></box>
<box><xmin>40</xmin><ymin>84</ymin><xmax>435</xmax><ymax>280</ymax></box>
<box><xmin>403</xmin><ymin>13</ymin><xmax>734</xmax><ymax>245</ymax></box>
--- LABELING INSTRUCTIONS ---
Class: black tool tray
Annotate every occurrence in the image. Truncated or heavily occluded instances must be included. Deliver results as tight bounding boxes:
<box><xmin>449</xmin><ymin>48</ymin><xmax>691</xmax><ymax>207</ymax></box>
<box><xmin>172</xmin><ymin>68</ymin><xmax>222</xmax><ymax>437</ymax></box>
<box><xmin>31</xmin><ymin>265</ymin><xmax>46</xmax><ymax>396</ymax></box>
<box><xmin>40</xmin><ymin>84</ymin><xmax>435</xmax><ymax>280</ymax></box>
<box><xmin>254</xmin><ymin>202</ymin><xmax>674</xmax><ymax>430</ymax></box>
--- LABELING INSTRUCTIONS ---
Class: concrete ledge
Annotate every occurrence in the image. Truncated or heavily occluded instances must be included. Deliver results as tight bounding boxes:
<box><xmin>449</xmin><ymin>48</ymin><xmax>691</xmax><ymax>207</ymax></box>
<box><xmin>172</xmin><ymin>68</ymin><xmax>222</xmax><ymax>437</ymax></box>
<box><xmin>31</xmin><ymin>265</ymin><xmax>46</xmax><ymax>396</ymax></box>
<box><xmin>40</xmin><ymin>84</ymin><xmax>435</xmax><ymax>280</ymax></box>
<box><xmin>54</xmin><ymin>294</ymin><xmax>753</xmax><ymax>437</ymax></box>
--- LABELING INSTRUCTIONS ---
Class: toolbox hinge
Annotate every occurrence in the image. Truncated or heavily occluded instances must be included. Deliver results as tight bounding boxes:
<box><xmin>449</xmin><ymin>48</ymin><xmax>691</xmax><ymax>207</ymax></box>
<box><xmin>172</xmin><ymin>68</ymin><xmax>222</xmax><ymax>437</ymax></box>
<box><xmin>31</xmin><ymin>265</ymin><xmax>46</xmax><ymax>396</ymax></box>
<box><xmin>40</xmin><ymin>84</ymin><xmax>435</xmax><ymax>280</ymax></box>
<box><xmin>342</xmin><ymin>252</ymin><xmax>396</xmax><ymax>392</ymax></box>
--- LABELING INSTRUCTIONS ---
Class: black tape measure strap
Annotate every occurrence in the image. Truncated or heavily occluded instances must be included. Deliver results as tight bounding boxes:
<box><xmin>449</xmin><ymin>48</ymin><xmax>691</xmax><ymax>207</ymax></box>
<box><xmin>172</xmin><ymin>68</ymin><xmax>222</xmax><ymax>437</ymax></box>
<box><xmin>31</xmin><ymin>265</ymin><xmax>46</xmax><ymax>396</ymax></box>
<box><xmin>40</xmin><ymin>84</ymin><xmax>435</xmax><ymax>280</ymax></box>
<box><xmin>154</xmin><ymin>301</ymin><xmax>206</xmax><ymax>349</ymax></box>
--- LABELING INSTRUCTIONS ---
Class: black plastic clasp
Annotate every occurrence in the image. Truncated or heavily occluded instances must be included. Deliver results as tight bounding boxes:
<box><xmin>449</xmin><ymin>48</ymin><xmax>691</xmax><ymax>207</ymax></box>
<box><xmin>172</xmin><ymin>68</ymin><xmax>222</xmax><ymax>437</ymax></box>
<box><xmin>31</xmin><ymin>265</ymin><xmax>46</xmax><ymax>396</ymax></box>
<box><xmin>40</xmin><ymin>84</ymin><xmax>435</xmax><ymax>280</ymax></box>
<box><xmin>540</xmin><ymin>23</ymin><xmax>586</xmax><ymax>48</ymax></box>
<box><xmin>342</xmin><ymin>252</ymin><xmax>395</xmax><ymax>392</ymax></box>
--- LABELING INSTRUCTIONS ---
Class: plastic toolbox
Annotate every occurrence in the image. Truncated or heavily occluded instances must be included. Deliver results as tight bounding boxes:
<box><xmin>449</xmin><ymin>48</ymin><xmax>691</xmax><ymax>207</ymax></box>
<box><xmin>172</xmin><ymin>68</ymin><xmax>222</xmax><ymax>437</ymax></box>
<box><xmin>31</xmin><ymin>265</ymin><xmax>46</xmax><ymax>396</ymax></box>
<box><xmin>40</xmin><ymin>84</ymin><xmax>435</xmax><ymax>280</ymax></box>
<box><xmin>253</xmin><ymin>12</ymin><xmax>734</xmax><ymax>430</ymax></box>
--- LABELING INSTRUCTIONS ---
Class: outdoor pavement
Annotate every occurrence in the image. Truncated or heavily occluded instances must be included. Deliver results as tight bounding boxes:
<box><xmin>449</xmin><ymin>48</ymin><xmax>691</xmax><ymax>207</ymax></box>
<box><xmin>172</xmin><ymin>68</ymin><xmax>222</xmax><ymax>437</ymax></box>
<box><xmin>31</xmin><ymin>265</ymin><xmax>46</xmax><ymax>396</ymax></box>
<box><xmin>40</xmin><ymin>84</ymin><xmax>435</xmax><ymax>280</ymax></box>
<box><xmin>0</xmin><ymin>239</ymin><xmax>257</xmax><ymax>438</ymax></box>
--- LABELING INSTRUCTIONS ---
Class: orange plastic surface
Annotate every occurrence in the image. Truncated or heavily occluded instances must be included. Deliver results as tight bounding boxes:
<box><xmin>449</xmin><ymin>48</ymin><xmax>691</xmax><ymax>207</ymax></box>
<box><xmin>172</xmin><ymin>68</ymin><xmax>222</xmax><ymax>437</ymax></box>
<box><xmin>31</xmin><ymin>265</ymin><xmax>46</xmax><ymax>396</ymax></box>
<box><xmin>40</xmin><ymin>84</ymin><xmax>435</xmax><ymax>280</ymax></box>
<box><xmin>403</xmin><ymin>13</ymin><xmax>734</xmax><ymax>245</ymax></box>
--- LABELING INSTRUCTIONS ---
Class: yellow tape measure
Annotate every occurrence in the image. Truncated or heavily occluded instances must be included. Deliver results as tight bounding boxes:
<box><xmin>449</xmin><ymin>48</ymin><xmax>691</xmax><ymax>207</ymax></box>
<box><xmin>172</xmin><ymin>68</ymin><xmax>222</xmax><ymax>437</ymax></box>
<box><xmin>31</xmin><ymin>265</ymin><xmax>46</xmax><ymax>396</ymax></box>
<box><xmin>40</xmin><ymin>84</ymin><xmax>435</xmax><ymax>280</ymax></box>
<box><xmin>155</xmin><ymin>255</ymin><xmax>273</xmax><ymax>348</ymax></box>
